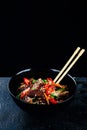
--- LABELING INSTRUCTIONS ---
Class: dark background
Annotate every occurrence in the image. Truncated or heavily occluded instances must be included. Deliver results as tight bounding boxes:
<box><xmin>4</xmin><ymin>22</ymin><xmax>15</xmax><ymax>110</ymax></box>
<box><xmin>1</xmin><ymin>1</ymin><xmax>87</xmax><ymax>77</ymax></box>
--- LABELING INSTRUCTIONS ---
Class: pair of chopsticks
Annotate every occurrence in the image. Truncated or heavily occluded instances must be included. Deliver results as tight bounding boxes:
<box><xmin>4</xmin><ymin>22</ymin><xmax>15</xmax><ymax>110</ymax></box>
<box><xmin>54</xmin><ymin>47</ymin><xmax>85</xmax><ymax>84</ymax></box>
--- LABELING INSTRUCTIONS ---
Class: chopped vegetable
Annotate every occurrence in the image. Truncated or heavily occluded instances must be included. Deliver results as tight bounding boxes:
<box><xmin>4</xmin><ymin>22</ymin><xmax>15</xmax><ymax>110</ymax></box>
<box><xmin>23</xmin><ymin>78</ymin><xmax>30</xmax><ymax>85</ymax></box>
<box><xmin>49</xmin><ymin>98</ymin><xmax>58</xmax><ymax>104</ymax></box>
<box><xmin>44</xmin><ymin>93</ymin><xmax>50</xmax><ymax>105</ymax></box>
<box><xmin>16</xmin><ymin>77</ymin><xmax>69</xmax><ymax>105</ymax></box>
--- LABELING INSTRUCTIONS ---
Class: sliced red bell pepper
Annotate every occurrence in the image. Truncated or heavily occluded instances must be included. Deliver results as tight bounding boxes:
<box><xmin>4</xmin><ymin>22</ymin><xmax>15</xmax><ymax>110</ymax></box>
<box><xmin>23</xmin><ymin>77</ymin><xmax>30</xmax><ymax>85</ymax></box>
<box><xmin>49</xmin><ymin>97</ymin><xmax>58</xmax><ymax>104</ymax></box>
<box><xmin>46</xmin><ymin>85</ymin><xmax>55</xmax><ymax>95</ymax></box>
<box><xmin>44</xmin><ymin>84</ymin><xmax>50</xmax><ymax>89</ymax></box>
<box><xmin>47</xmin><ymin>78</ymin><xmax>53</xmax><ymax>85</ymax></box>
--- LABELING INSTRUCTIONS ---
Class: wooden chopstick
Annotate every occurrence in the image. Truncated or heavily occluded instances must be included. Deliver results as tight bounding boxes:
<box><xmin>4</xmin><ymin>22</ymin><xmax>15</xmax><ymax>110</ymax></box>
<box><xmin>53</xmin><ymin>47</ymin><xmax>81</xmax><ymax>83</ymax></box>
<box><xmin>54</xmin><ymin>47</ymin><xmax>85</xmax><ymax>84</ymax></box>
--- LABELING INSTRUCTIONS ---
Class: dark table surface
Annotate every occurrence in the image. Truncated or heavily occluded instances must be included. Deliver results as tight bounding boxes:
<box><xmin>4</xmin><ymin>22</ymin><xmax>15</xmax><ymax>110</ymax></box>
<box><xmin>0</xmin><ymin>77</ymin><xmax>87</xmax><ymax>130</ymax></box>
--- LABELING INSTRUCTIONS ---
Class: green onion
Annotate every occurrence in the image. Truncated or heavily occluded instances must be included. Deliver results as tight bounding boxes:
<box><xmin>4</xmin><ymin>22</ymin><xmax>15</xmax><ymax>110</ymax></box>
<box><xmin>32</xmin><ymin>79</ymin><xmax>36</xmax><ymax>84</ymax></box>
<box><xmin>50</xmin><ymin>92</ymin><xmax>58</xmax><ymax>98</ymax></box>
<box><xmin>16</xmin><ymin>93</ymin><xmax>21</xmax><ymax>99</ymax></box>
<box><xmin>43</xmin><ymin>79</ymin><xmax>47</xmax><ymax>83</ymax></box>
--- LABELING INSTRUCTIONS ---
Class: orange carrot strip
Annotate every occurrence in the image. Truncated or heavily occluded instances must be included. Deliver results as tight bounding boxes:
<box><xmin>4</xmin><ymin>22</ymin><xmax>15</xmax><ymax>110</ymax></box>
<box><xmin>53</xmin><ymin>82</ymin><xmax>65</xmax><ymax>88</ymax></box>
<box><xmin>44</xmin><ymin>93</ymin><xmax>50</xmax><ymax>105</ymax></box>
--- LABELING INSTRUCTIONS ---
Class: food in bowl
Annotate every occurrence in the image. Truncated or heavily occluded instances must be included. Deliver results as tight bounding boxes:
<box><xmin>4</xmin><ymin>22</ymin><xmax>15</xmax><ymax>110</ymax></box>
<box><xmin>8</xmin><ymin>68</ymin><xmax>77</xmax><ymax>114</ymax></box>
<box><xmin>16</xmin><ymin>77</ymin><xmax>69</xmax><ymax>105</ymax></box>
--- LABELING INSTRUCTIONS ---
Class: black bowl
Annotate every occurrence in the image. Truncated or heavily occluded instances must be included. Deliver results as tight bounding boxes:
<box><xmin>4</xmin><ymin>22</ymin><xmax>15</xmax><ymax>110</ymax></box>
<box><xmin>8</xmin><ymin>68</ymin><xmax>77</xmax><ymax>115</ymax></box>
